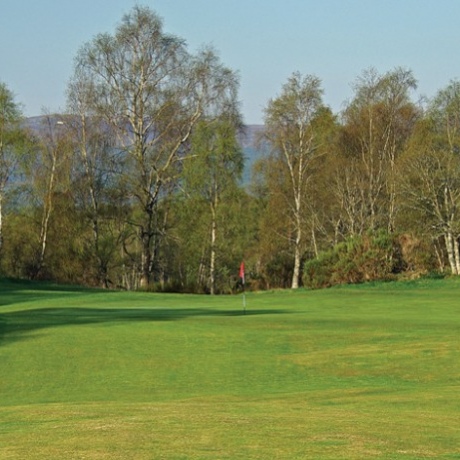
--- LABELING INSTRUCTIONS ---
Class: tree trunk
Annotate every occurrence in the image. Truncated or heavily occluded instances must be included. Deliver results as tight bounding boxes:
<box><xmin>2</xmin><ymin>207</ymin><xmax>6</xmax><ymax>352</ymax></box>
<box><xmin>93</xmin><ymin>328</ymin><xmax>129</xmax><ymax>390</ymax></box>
<box><xmin>140</xmin><ymin>231</ymin><xmax>152</xmax><ymax>289</ymax></box>
<box><xmin>387</xmin><ymin>182</ymin><xmax>396</xmax><ymax>234</ymax></box>
<box><xmin>139</xmin><ymin>197</ymin><xmax>157</xmax><ymax>289</ymax></box>
<box><xmin>291</xmin><ymin>218</ymin><xmax>302</xmax><ymax>289</ymax></box>
<box><xmin>292</xmin><ymin>247</ymin><xmax>301</xmax><ymax>289</ymax></box>
<box><xmin>311</xmin><ymin>224</ymin><xmax>319</xmax><ymax>259</ymax></box>
<box><xmin>445</xmin><ymin>231</ymin><xmax>458</xmax><ymax>275</ymax></box>
<box><xmin>198</xmin><ymin>245</ymin><xmax>207</xmax><ymax>288</ymax></box>
<box><xmin>209</xmin><ymin>202</ymin><xmax>217</xmax><ymax>295</ymax></box>
<box><xmin>455</xmin><ymin>237</ymin><xmax>460</xmax><ymax>275</ymax></box>
<box><xmin>433</xmin><ymin>238</ymin><xmax>445</xmax><ymax>273</ymax></box>
<box><xmin>34</xmin><ymin>152</ymin><xmax>57</xmax><ymax>279</ymax></box>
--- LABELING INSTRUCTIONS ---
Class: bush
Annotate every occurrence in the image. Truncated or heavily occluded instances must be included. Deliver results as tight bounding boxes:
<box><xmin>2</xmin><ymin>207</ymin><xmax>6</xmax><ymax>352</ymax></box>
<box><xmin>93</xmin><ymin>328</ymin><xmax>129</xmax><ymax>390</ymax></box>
<box><xmin>303</xmin><ymin>248</ymin><xmax>338</xmax><ymax>289</ymax></box>
<box><xmin>303</xmin><ymin>231</ymin><xmax>404</xmax><ymax>289</ymax></box>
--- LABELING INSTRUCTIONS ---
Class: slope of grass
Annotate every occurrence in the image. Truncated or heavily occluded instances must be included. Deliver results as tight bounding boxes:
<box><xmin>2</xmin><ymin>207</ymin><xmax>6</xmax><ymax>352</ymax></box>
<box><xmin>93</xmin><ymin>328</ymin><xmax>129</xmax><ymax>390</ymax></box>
<box><xmin>1</xmin><ymin>278</ymin><xmax>460</xmax><ymax>459</ymax></box>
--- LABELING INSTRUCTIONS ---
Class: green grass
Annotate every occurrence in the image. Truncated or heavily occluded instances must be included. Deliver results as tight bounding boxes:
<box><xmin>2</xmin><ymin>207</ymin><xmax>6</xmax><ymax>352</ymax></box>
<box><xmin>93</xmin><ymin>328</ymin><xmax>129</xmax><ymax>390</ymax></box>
<box><xmin>1</xmin><ymin>277</ymin><xmax>460</xmax><ymax>459</ymax></box>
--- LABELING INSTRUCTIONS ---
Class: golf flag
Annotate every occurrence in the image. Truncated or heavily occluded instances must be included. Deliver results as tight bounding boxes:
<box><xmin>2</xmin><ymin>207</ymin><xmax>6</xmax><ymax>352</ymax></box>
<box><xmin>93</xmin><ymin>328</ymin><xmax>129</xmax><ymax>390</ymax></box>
<box><xmin>240</xmin><ymin>261</ymin><xmax>246</xmax><ymax>314</ymax></box>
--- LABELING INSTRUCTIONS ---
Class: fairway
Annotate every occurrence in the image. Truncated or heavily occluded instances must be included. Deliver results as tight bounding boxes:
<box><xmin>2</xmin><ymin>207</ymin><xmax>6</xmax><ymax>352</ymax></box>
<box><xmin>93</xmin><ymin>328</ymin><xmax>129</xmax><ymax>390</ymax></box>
<box><xmin>1</xmin><ymin>278</ymin><xmax>460</xmax><ymax>459</ymax></box>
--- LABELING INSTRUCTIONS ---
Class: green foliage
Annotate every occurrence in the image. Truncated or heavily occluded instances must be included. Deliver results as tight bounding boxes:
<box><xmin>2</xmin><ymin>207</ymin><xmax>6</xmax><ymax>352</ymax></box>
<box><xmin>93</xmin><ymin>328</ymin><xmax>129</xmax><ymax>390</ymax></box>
<box><xmin>166</xmin><ymin>186</ymin><xmax>251</xmax><ymax>294</ymax></box>
<box><xmin>0</xmin><ymin>81</ymin><xmax>29</xmax><ymax>268</ymax></box>
<box><xmin>173</xmin><ymin>118</ymin><xmax>246</xmax><ymax>294</ymax></box>
<box><xmin>0</xmin><ymin>212</ymin><xmax>37</xmax><ymax>278</ymax></box>
<box><xmin>303</xmin><ymin>231</ymin><xmax>404</xmax><ymax>289</ymax></box>
<box><xmin>301</xmin><ymin>250</ymin><xmax>337</xmax><ymax>289</ymax></box>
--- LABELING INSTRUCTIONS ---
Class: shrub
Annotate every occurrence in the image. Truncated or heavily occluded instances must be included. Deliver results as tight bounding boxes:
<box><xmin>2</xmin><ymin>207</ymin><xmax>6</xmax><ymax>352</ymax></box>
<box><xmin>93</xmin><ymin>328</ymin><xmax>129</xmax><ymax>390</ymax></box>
<box><xmin>303</xmin><ymin>248</ymin><xmax>338</xmax><ymax>289</ymax></box>
<box><xmin>303</xmin><ymin>231</ymin><xmax>404</xmax><ymax>289</ymax></box>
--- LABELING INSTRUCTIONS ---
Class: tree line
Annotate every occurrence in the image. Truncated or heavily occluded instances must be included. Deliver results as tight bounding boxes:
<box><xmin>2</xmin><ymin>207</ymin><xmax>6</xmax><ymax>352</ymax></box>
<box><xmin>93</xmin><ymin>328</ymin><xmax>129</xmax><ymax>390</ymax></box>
<box><xmin>1</xmin><ymin>6</ymin><xmax>460</xmax><ymax>292</ymax></box>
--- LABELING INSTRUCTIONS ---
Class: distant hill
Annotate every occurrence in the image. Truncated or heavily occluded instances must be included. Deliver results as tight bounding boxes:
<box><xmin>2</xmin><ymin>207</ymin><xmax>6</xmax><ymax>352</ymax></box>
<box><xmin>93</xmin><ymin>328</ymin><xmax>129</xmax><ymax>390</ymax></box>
<box><xmin>23</xmin><ymin>117</ymin><xmax>267</xmax><ymax>184</ymax></box>
<box><xmin>239</xmin><ymin>125</ymin><xmax>268</xmax><ymax>183</ymax></box>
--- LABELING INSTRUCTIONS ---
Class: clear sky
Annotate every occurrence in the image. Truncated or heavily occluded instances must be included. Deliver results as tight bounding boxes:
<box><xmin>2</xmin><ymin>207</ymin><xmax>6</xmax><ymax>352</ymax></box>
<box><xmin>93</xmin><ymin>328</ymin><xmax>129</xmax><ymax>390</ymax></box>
<box><xmin>2</xmin><ymin>0</ymin><xmax>460</xmax><ymax>124</ymax></box>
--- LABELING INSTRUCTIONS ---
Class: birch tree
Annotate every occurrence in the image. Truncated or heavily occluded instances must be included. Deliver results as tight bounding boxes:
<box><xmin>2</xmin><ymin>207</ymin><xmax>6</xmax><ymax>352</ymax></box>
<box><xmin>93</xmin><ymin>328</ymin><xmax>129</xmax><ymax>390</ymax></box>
<box><xmin>263</xmin><ymin>72</ymin><xmax>325</xmax><ymax>289</ymax></box>
<box><xmin>339</xmin><ymin>68</ymin><xmax>418</xmax><ymax>234</ymax></box>
<box><xmin>67</xmin><ymin>70</ymin><xmax>121</xmax><ymax>287</ymax></box>
<box><xmin>28</xmin><ymin>115</ymin><xmax>71</xmax><ymax>279</ymax></box>
<box><xmin>0</xmin><ymin>83</ymin><xmax>26</xmax><ymax>261</ymax></box>
<box><xmin>400</xmin><ymin>81</ymin><xmax>460</xmax><ymax>274</ymax></box>
<box><xmin>182</xmin><ymin>117</ymin><xmax>243</xmax><ymax>294</ymax></box>
<box><xmin>73</xmin><ymin>6</ymin><xmax>239</xmax><ymax>288</ymax></box>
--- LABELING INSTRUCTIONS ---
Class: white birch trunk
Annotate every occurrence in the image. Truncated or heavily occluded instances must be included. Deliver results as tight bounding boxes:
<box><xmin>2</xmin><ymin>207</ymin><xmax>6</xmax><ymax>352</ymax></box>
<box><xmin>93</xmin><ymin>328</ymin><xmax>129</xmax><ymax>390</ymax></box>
<box><xmin>36</xmin><ymin>150</ymin><xmax>57</xmax><ymax>277</ymax></box>
<box><xmin>291</xmin><ymin>230</ymin><xmax>301</xmax><ymax>289</ymax></box>
<box><xmin>291</xmin><ymin>206</ymin><xmax>302</xmax><ymax>289</ymax></box>
<box><xmin>446</xmin><ymin>231</ymin><xmax>458</xmax><ymax>275</ymax></box>
<box><xmin>209</xmin><ymin>200</ymin><xmax>217</xmax><ymax>295</ymax></box>
<box><xmin>455</xmin><ymin>237</ymin><xmax>460</xmax><ymax>275</ymax></box>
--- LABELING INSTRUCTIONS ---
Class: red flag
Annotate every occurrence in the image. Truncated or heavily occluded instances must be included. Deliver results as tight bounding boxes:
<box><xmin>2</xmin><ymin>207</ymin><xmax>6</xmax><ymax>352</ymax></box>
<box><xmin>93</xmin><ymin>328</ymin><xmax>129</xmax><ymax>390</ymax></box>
<box><xmin>239</xmin><ymin>262</ymin><xmax>245</xmax><ymax>285</ymax></box>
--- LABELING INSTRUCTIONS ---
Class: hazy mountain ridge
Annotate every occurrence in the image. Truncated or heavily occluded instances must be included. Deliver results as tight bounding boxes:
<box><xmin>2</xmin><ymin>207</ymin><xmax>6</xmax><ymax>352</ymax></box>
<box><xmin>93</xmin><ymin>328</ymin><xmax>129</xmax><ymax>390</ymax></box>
<box><xmin>23</xmin><ymin>117</ymin><xmax>267</xmax><ymax>182</ymax></box>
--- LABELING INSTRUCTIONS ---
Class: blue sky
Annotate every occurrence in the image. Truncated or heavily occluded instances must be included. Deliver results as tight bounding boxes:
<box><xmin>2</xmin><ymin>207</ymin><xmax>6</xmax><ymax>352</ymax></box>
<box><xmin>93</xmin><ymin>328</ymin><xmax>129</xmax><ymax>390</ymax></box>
<box><xmin>2</xmin><ymin>0</ymin><xmax>460</xmax><ymax>124</ymax></box>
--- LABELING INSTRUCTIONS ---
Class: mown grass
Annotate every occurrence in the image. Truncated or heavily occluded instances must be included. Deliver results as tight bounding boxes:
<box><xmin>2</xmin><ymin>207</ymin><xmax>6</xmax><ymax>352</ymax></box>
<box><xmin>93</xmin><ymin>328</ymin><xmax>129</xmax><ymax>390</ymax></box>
<box><xmin>1</xmin><ymin>277</ymin><xmax>460</xmax><ymax>459</ymax></box>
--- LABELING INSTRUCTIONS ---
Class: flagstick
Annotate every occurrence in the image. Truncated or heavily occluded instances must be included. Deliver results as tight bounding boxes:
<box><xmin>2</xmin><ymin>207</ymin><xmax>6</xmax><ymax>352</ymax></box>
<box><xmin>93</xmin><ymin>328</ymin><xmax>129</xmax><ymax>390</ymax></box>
<box><xmin>239</xmin><ymin>261</ymin><xmax>246</xmax><ymax>315</ymax></box>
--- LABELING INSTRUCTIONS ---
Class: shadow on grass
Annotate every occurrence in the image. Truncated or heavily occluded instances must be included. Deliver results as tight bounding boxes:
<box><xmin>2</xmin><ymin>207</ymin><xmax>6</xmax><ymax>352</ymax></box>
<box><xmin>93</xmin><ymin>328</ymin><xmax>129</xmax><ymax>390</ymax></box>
<box><xmin>0</xmin><ymin>278</ymin><xmax>291</xmax><ymax>347</ymax></box>
<box><xmin>0</xmin><ymin>305</ymin><xmax>290</xmax><ymax>347</ymax></box>
<box><xmin>0</xmin><ymin>278</ymin><xmax>104</xmax><ymax>307</ymax></box>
